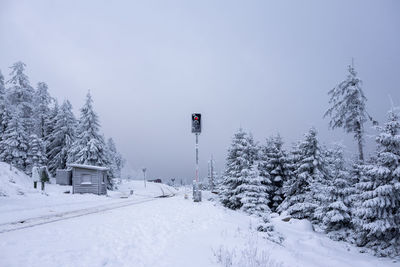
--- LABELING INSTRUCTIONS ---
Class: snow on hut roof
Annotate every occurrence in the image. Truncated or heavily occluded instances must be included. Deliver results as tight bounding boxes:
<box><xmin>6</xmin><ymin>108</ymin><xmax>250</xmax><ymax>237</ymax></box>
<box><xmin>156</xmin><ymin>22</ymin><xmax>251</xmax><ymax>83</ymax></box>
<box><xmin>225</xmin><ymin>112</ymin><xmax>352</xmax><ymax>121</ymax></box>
<box><xmin>67</xmin><ymin>164</ymin><xmax>110</xmax><ymax>171</ymax></box>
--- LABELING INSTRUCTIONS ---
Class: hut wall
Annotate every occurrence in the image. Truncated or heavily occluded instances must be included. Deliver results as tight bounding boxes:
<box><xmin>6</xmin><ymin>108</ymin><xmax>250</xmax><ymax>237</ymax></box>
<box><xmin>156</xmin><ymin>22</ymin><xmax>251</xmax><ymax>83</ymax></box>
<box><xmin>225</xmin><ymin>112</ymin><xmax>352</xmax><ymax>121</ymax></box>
<box><xmin>56</xmin><ymin>169</ymin><xmax>72</xmax><ymax>185</ymax></box>
<box><xmin>72</xmin><ymin>168</ymin><xmax>106</xmax><ymax>195</ymax></box>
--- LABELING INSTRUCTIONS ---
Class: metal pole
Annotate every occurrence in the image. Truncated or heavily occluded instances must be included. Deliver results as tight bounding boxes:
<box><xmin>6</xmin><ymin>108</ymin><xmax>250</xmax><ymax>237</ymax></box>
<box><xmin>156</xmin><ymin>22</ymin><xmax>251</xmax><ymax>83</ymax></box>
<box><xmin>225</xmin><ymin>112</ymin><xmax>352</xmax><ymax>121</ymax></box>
<box><xmin>195</xmin><ymin>133</ymin><xmax>199</xmax><ymax>183</ymax></box>
<box><xmin>210</xmin><ymin>154</ymin><xmax>214</xmax><ymax>191</ymax></box>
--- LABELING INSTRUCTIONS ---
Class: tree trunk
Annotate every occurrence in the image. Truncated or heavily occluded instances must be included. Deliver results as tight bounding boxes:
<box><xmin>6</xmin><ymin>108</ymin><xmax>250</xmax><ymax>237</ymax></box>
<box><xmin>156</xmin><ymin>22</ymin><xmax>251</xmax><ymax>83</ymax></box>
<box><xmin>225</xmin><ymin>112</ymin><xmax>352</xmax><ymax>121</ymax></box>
<box><xmin>356</xmin><ymin>121</ymin><xmax>364</xmax><ymax>162</ymax></box>
<box><xmin>358</xmin><ymin>136</ymin><xmax>364</xmax><ymax>162</ymax></box>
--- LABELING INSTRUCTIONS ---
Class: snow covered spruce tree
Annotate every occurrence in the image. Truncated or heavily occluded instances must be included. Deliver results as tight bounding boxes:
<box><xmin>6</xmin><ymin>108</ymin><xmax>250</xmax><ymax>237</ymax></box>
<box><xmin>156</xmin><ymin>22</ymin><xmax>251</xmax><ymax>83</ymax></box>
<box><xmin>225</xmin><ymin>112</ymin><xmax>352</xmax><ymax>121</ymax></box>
<box><xmin>278</xmin><ymin>128</ymin><xmax>327</xmax><ymax>220</ymax></box>
<box><xmin>0</xmin><ymin>110</ymin><xmax>29</xmax><ymax>170</ymax></box>
<box><xmin>0</xmin><ymin>70</ymin><xmax>6</xmax><ymax>131</ymax></box>
<box><xmin>314</xmin><ymin>144</ymin><xmax>352</xmax><ymax>239</ymax></box>
<box><xmin>238</xmin><ymin>163</ymin><xmax>282</xmax><ymax>241</ymax></box>
<box><xmin>0</xmin><ymin>70</ymin><xmax>10</xmax><ymax>139</ymax></box>
<box><xmin>352</xmin><ymin>109</ymin><xmax>400</xmax><ymax>257</ymax></box>
<box><xmin>0</xmin><ymin>62</ymin><xmax>36</xmax><ymax>172</ymax></box>
<box><xmin>324</xmin><ymin>63</ymin><xmax>376</xmax><ymax>162</ymax></box>
<box><xmin>260</xmin><ymin>134</ymin><xmax>289</xmax><ymax>212</ymax></box>
<box><xmin>47</xmin><ymin>100</ymin><xmax>77</xmax><ymax>175</ymax></box>
<box><xmin>26</xmin><ymin>134</ymin><xmax>47</xmax><ymax>173</ymax></box>
<box><xmin>68</xmin><ymin>92</ymin><xmax>112</xmax><ymax>187</ymax></box>
<box><xmin>238</xmin><ymin>163</ymin><xmax>270</xmax><ymax>216</ymax></box>
<box><xmin>219</xmin><ymin>128</ymin><xmax>258</xmax><ymax>210</ymax></box>
<box><xmin>33</xmin><ymin>82</ymin><xmax>52</xmax><ymax>139</ymax></box>
<box><xmin>44</xmin><ymin>101</ymin><xmax>59</xmax><ymax>158</ymax></box>
<box><xmin>107</xmin><ymin>138</ymin><xmax>124</xmax><ymax>179</ymax></box>
<box><xmin>6</xmin><ymin>61</ymin><xmax>35</xmax><ymax>135</ymax></box>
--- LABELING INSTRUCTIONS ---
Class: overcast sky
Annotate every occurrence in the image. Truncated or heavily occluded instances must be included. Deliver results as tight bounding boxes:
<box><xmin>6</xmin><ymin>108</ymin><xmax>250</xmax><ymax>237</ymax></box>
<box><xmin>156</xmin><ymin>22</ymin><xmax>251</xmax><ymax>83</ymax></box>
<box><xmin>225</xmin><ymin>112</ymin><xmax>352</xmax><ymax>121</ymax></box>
<box><xmin>1</xmin><ymin>0</ymin><xmax>399</xmax><ymax>183</ymax></box>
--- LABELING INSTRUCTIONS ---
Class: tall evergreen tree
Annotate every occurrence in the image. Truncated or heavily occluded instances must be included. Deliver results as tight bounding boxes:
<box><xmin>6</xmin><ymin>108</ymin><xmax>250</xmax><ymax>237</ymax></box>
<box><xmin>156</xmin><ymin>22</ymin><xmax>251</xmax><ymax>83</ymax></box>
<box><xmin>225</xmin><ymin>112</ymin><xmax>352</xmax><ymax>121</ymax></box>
<box><xmin>0</xmin><ymin>69</ymin><xmax>4</xmax><ymax>96</ymax></box>
<box><xmin>207</xmin><ymin>155</ymin><xmax>218</xmax><ymax>191</ymax></box>
<box><xmin>0</xmin><ymin>110</ymin><xmax>29</xmax><ymax>170</ymax></box>
<box><xmin>238</xmin><ymin>163</ymin><xmax>270</xmax><ymax>216</ymax></box>
<box><xmin>26</xmin><ymin>134</ymin><xmax>46</xmax><ymax>173</ymax></box>
<box><xmin>238</xmin><ymin>163</ymin><xmax>281</xmax><ymax>241</ymax></box>
<box><xmin>107</xmin><ymin>137</ymin><xmax>124</xmax><ymax>179</ymax></box>
<box><xmin>0</xmin><ymin>70</ymin><xmax>8</xmax><ymax>138</ymax></box>
<box><xmin>314</xmin><ymin>144</ymin><xmax>352</xmax><ymax>239</ymax></box>
<box><xmin>68</xmin><ymin>92</ymin><xmax>110</xmax><ymax>183</ymax></box>
<box><xmin>47</xmin><ymin>100</ymin><xmax>76</xmax><ymax>175</ymax></box>
<box><xmin>33</xmin><ymin>82</ymin><xmax>52</xmax><ymax>139</ymax></box>
<box><xmin>44</xmin><ymin>101</ymin><xmax>59</xmax><ymax>157</ymax></box>
<box><xmin>6</xmin><ymin>61</ymin><xmax>35</xmax><ymax>134</ymax></box>
<box><xmin>324</xmin><ymin>63</ymin><xmax>376</xmax><ymax>162</ymax></box>
<box><xmin>278</xmin><ymin>128</ymin><xmax>326</xmax><ymax>220</ymax></box>
<box><xmin>352</xmin><ymin>109</ymin><xmax>400</xmax><ymax>257</ymax></box>
<box><xmin>260</xmin><ymin>134</ymin><xmax>289</xmax><ymax>212</ymax></box>
<box><xmin>219</xmin><ymin>129</ymin><xmax>258</xmax><ymax>210</ymax></box>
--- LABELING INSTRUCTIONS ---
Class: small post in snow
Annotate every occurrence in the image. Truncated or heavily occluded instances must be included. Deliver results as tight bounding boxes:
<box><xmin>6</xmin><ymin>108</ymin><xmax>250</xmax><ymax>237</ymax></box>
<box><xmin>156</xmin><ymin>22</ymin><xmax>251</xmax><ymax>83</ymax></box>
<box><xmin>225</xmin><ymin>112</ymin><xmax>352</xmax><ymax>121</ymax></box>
<box><xmin>142</xmin><ymin>168</ymin><xmax>147</xmax><ymax>188</ymax></box>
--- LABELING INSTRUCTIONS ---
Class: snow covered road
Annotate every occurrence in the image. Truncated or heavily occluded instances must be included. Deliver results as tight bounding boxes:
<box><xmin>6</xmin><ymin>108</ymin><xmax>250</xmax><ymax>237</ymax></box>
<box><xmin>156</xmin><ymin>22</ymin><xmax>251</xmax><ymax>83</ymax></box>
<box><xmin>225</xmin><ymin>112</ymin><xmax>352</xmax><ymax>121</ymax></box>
<box><xmin>0</xmin><ymin>192</ymin><xmax>398</xmax><ymax>267</ymax></box>
<box><xmin>0</xmin><ymin>197</ymin><xmax>156</xmax><ymax>234</ymax></box>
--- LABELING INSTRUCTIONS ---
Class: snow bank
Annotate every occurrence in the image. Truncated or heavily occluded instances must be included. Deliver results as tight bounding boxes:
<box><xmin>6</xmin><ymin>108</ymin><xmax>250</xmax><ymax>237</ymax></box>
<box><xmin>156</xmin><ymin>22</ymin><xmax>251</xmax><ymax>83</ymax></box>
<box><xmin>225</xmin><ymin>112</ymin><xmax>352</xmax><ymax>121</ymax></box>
<box><xmin>0</xmin><ymin>162</ymin><xmax>34</xmax><ymax>197</ymax></box>
<box><xmin>116</xmin><ymin>180</ymin><xmax>177</xmax><ymax>198</ymax></box>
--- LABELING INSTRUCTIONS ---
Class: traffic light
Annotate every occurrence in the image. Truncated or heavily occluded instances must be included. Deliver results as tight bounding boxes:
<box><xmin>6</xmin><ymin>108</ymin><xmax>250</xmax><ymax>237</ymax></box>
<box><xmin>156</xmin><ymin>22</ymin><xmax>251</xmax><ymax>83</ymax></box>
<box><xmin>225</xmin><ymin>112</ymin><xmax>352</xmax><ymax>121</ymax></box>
<box><xmin>191</xmin><ymin>113</ymin><xmax>201</xmax><ymax>133</ymax></box>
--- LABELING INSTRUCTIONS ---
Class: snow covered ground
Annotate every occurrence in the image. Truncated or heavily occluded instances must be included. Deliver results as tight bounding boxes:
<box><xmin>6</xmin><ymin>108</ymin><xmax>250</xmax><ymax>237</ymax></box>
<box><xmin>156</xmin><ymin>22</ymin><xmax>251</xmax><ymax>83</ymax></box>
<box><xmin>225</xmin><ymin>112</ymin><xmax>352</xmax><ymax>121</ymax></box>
<box><xmin>0</xmin><ymin>185</ymin><xmax>398</xmax><ymax>267</ymax></box>
<box><xmin>0</xmin><ymin>165</ymin><xmax>397</xmax><ymax>267</ymax></box>
<box><xmin>0</xmin><ymin>161</ymin><xmax>176</xmax><ymax>227</ymax></box>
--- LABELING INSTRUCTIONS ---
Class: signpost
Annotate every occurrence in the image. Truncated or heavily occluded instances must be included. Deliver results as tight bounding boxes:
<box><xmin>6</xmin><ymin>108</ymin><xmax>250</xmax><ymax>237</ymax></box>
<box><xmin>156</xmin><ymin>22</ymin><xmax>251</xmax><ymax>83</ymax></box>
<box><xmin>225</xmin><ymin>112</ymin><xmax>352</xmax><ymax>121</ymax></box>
<box><xmin>191</xmin><ymin>113</ymin><xmax>202</xmax><ymax>202</ymax></box>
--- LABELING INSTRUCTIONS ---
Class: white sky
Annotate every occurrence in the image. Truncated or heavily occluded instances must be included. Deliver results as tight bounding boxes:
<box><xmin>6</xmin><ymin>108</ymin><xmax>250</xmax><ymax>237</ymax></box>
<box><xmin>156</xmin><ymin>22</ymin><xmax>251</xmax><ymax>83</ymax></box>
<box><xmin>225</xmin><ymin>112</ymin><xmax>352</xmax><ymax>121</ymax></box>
<box><xmin>1</xmin><ymin>0</ymin><xmax>399</xmax><ymax>182</ymax></box>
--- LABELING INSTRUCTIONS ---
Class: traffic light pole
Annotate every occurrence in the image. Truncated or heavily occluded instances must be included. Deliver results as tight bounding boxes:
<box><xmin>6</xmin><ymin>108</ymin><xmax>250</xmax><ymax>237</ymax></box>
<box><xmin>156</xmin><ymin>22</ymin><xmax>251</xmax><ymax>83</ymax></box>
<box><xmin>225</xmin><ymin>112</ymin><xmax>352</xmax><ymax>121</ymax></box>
<box><xmin>195</xmin><ymin>133</ymin><xmax>199</xmax><ymax>183</ymax></box>
<box><xmin>191</xmin><ymin>113</ymin><xmax>202</xmax><ymax>202</ymax></box>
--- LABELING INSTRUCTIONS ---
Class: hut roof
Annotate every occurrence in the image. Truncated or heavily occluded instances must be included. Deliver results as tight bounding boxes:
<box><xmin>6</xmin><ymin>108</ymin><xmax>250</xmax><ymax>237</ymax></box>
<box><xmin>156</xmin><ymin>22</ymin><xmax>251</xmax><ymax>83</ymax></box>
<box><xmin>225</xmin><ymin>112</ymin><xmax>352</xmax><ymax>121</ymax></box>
<box><xmin>67</xmin><ymin>164</ymin><xmax>109</xmax><ymax>171</ymax></box>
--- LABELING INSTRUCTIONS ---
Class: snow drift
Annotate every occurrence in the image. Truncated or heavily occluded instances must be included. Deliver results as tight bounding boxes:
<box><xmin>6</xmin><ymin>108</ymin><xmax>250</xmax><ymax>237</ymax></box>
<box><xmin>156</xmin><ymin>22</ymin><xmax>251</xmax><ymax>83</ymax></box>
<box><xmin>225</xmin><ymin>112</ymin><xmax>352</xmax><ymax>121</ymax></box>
<box><xmin>0</xmin><ymin>162</ymin><xmax>34</xmax><ymax>197</ymax></box>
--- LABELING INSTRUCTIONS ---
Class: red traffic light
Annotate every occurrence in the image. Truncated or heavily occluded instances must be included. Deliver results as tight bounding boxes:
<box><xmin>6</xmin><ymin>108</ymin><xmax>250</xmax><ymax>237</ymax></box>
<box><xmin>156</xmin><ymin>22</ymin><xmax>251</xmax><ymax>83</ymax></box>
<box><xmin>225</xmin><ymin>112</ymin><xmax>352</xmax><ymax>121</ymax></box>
<box><xmin>192</xmin><ymin>113</ymin><xmax>201</xmax><ymax>133</ymax></box>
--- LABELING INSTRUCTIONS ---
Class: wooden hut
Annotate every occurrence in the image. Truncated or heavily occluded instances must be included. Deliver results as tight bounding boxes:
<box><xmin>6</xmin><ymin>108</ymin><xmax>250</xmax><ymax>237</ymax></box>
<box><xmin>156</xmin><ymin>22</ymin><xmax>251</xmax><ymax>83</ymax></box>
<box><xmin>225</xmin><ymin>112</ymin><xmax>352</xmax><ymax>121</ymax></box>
<box><xmin>56</xmin><ymin>169</ymin><xmax>72</xmax><ymax>185</ymax></box>
<box><xmin>67</xmin><ymin>164</ymin><xmax>109</xmax><ymax>195</ymax></box>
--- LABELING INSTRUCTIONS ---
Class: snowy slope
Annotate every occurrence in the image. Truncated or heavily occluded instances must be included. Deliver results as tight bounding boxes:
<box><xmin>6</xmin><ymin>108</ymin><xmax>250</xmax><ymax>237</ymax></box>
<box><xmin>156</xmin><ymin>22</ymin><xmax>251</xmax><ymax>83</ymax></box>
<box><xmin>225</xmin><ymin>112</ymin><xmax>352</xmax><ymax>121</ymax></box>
<box><xmin>0</xmin><ymin>162</ymin><xmax>34</xmax><ymax>197</ymax></box>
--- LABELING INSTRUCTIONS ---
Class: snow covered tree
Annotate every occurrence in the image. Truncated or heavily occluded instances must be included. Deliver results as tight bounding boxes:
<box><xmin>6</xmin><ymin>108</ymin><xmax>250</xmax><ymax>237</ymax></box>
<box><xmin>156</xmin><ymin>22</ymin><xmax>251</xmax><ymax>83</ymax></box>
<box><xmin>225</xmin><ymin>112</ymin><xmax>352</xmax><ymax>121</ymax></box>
<box><xmin>68</xmin><ymin>92</ymin><xmax>111</xmax><ymax>185</ymax></box>
<box><xmin>324</xmin><ymin>63</ymin><xmax>376</xmax><ymax>162</ymax></box>
<box><xmin>26</xmin><ymin>134</ymin><xmax>47</xmax><ymax>173</ymax></box>
<box><xmin>314</xmin><ymin>144</ymin><xmax>352</xmax><ymax>239</ymax></box>
<box><xmin>106</xmin><ymin>137</ymin><xmax>124</xmax><ymax>179</ymax></box>
<box><xmin>44</xmin><ymin>101</ymin><xmax>59</xmax><ymax>156</ymax></box>
<box><xmin>278</xmin><ymin>128</ymin><xmax>327</xmax><ymax>220</ymax></box>
<box><xmin>0</xmin><ymin>110</ymin><xmax>29</xmax><ymax>170</ymax></box>
<box><xmin>219</xmin><ymin>129</ymin><xmax>258</xmax><ymax>210</ymax></box>
<box><xmin>237</xmin><ymin>163</ymin><xmax>282</xmax><ymax>241</ymax></box>
<box><xmin>260</xmin><ymin>134</ymin><xmax>289</xmax><ymax>212</ymax></box>
<box><xmin>238</xmin><ymin>163</ymin><xmax>270</xmax><ymax>216</ymax></box>
<box><xmin>0</xmin><ymin>69</ymin><xmax>4</xmax><ymax>96</ymax></box>
<box><xmin>207</xmin><ymin>155</ymin><xmax>219</xmax><ymax>191</ymax></box>
<box><xmin>6</xmin><ymin>61</ymin><xmax>35</xmax><ymax>134</ymax></box>
<box><xmin>33</xmin><ymin>82</ymin><xmax>52</xmax><ymax>139</ymax></box>
<box><xmin>352</xmin><ymin>109</ymin><xmax>400</xmax><ymax>256</ymax></box>
<box><xmin>0</xmin><ymin>70</ymin><xmax>9</xmax><ymax>138</ymax></box>
<box><xmin>47</xmin><ymin>100</ymin><xmax>76</xmax><ymax>175</ymax></box>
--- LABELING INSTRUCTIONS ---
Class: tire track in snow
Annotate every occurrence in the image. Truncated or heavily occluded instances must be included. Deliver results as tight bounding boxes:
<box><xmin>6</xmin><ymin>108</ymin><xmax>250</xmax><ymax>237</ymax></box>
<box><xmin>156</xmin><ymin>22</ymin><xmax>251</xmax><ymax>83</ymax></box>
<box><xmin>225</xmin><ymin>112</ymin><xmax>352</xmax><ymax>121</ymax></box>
<box><xmin>0</xmin><ymin>197</ymin><xmax>159</xmax><ymax>234</ymax></box>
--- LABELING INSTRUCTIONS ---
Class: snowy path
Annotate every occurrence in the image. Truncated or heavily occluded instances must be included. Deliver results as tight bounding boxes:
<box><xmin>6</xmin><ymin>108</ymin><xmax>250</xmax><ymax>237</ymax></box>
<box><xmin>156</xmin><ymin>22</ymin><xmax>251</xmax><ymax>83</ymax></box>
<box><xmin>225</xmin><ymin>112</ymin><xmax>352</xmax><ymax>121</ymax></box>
<box><xmin>0</xmin><ymin>197</ymin><xmax>156</xmax><ymax>233</ymax></box>
<box><xmin>0</xmin><ymin>180</ymin><xmax>176</xmax><ymax>225</ymax></box>
<box><xmin>0</xmin><ymin>193</ymin><xmax>397</xmax><ymax>267</ymax></box>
